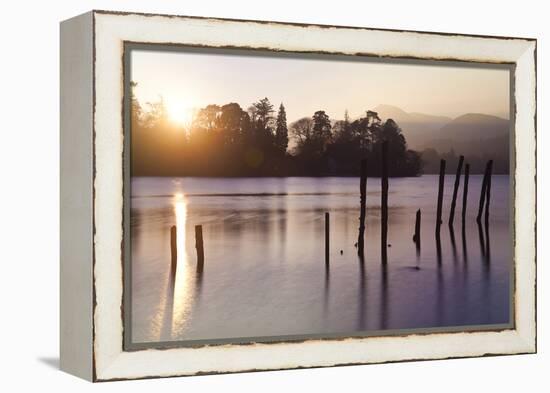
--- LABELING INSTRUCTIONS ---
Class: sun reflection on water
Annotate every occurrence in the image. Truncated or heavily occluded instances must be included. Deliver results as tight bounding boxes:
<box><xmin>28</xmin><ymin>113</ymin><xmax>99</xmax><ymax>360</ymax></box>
<box><xmin>170</xmin><ymin>193</ymin><xmax>196</xmax><ymax>338</ymax></box>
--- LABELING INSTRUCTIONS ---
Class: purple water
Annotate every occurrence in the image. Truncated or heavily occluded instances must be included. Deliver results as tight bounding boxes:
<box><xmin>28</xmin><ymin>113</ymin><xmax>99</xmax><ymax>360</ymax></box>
<box><xmin>130</xmin><ymin>175</ymin><xmax>511</xmax><ymax>344</ymax></box>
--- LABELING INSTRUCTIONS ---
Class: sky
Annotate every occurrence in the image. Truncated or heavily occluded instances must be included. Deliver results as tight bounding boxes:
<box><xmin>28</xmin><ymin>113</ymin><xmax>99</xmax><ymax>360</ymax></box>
<box><xmin>130</xmin><ymin>47</ymin><xmax>511</xmax><ymax>125</ymax></box>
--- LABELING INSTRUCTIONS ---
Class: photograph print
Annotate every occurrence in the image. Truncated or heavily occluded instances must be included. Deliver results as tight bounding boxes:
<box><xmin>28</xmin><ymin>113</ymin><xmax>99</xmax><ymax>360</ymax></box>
<box><xmin>124</xmin><ymin>45</ymin><xmax>513</xmax><ymax>348</ymax></box>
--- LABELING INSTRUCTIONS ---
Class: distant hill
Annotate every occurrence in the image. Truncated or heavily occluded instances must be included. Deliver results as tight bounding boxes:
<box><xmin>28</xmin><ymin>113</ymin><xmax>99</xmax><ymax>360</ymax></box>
<box><xmin>373</xmin><ymin>105</ymin><xmax>510</xmax><ymax>174</ymax></box>
<box><xmin>373</xmin><ymin>104</ymin><xmax>452</xmax><ymax>150</ymax></box>
<box><xmin>429</xmin><ymin>113</ymin><xmax>509</xmax><ymax>151</ymax></box>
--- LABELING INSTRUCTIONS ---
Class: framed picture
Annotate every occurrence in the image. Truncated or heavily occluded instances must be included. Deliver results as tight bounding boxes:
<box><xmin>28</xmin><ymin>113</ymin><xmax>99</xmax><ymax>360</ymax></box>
<box><xmin>60</xmin><ymin>10</ymin><xmax>537</xmax><ymax>381</ymax></box>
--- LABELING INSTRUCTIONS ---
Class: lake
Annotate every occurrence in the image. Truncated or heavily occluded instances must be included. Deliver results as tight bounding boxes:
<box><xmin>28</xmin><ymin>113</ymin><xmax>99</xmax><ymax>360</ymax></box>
<box><xmin>129</xmin><ymin>175</ymin><xmax>511</xmax><ymax>345</ymax></box>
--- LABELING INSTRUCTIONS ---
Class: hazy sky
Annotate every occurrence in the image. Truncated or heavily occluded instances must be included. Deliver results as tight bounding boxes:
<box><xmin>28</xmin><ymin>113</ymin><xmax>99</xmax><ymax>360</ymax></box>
<box><xmin>131</xmin><ymin>48</ymin><xmax>510</xmax><ymax>123</ymax></box>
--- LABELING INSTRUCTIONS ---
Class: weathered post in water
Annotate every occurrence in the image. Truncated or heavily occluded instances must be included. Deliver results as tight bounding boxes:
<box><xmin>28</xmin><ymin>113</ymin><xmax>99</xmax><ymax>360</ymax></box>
<box><xmin>484</xmin><ymin>160</ymin><xmax>493</xmax><ymax>226</ymax></box>
<box><xmin>358</xmin><ymin>159</ymin><xmax>367</xmax><ymax>258</ymax></box>
<box><xmin>476</xmin><ymin>160</ymin><xmax>492</xmax><ymax>223</ymax></box>
<box><xmin>325</xmin><ymin>212</ymin><xmax>330</xmax><ymax>266</ymax></box>
<box><xmin>448</xmin><ymin>155</ymin><xmax>464</xmax><ymax>227</ymax></box>
<box><xmin>170</xmin><ymin>225</ymin><xmax>177</xmax><ymax>272</ymax></box>
<box><xmin>462</xmin><ymin>163</ymin><xmax>470</xmax><ymax>228</ymax></box>
<box><xmin>195</xmin><ymin>225</ymin><xmax>204</xmax><ymax>268</ymax></box>
<box><xmin>381</xmin><ymin>141</ymin><xmax>389</xmax><ymax>264</ymax></box>
<box><xmin>413</xmin><ymin>209</ymin><xmax>421</xmax><ymax>245</ymax></box>
<box><xmin>436</xmin><ymin>159</ymin><xmax>446</xmax><ymax>235</ymax></box>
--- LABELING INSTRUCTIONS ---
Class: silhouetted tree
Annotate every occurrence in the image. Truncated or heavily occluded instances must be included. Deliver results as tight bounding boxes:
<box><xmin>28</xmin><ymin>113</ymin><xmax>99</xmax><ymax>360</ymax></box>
<box><xmin>290</xmin><ymin>117</ymin><xmax>313</xmax><ymax>145</ymax></box>
<box><xmin>218</xmin><ymin>103</ymin><xmax>250</xmax><ymax>147</ymax></box>
<box><xmin>275</xmin><ymin>103</ymin><xmax>289</xmax><ymax>154</ymax></box>
<box><xmin>333</xmin><ymin>109</ymin><xmax>353</xmax><ymax>142</ymax></box>
<box><xmin>253</xmin><ymin>97</ymin><xmax>274</xmax><ymax>131</ymax></box>
<box><xmin>364</xmin><ymin>110</ymin><xmax>382</xmax><ymax>144</ymax></box>
<box><xmin>194</xmin><ymin>104</ymin><xmax>221</xmax><ymax>132</ymax></box>
<box><xmin>312</xmin><ymin>110</ymin><xmax>332</xmax><ymax>143</ymax></box>
<box><xmin>249</xmin><ymin>97</ymin><xmax>275</xmax><ymax>151</ymax></box>
<box><xmin>293</xmin><ymin>111</ymin><xmax>332</xmax><ymax>159</ymax></box>
<box><xmin>130</xmin><ymin>82</ymin><xmax>142</xmax><ymax>124</ymax></box>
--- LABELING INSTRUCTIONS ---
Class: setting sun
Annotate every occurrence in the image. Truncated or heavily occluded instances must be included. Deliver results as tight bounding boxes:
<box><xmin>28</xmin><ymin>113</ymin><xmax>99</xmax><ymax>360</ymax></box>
<box><xmin>166</xmin><ymin>98</ymin><xmax>195</xmax><ymax>127</ymax></box>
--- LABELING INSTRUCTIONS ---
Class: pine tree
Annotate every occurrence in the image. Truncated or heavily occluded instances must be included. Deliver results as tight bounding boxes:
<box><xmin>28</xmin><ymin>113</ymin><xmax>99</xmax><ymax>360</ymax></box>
<box><xmin>275</xmin><ymin>103</ymin><xmax>289</xmax><ymax>153</ymax></box>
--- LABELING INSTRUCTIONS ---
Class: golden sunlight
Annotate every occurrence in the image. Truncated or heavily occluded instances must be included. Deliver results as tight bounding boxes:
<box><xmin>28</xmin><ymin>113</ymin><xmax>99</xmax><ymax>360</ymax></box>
<box><xmin>166</xmin><ymin>98</ymin><xmax>195</xmax><ymax>127</ymax></box>
<box><xmin>171</xmin><ymin>193</ymin><xmax>196</xmax><ymax>338</ymax></box>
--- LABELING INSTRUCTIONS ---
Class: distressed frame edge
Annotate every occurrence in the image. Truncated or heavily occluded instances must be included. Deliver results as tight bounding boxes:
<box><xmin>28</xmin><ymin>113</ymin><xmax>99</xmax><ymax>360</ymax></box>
<box><xmin>512</xmin><ymin>39</ymin><xmax>537</xmax><ymax>354</ymax></box>
<box><xmin>59</xmin><ymin>11</ymin><xmax>95</xmax><ymax>381</ymax></box>
<box><xmin>90</xmin><ymin>8</ymin><xmax>537</xmax><ymax>42</ymax></box>
<box><xmin>91</xmin><ymin>11</ymin><xmax>537</xmax><ymax>381</ymax></box>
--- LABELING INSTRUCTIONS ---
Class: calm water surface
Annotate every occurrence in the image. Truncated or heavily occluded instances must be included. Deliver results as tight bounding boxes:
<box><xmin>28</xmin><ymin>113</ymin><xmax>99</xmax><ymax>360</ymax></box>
<box><xmin>130</xmin><ymin>176</ymin><xmax>511</xmax><ymax>344</ymax></box>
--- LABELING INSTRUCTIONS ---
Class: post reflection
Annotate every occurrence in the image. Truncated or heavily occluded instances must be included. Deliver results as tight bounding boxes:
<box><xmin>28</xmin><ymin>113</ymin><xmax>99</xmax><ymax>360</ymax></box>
<box><xmin>435</xmin><ymin>229</ymin><xmax>444</xmax><ymax>324</ymax></box>
<box><xmin>484</xmin><ymin>222</ymin><xmax>491</xmax><ymax>265</ymax></box>
<box><xmin>323</xmin><ymin>263</ymin><xmax>330</xmax><ymax>319</ymax></box>
<box><xmin>449</xmin><ymin>226</ymin><xmax>458</xmax><ymax>264</ymax></box>
<box><xmin>415</xmin><ymin>238</ymin><xmax>421</xmax><ymax>268</ymax></box>
<box><xmin>357</xmin><ymin>257</ymin><xmax>367</xmax><ymax>330</ymax></box>
<box><xmin>380</xmin><ymin>265</ymin><xmax>388</xmax><ymax>330</ymax></box>
<box><xmin>436</xmin><ymin>232</ymin><xmax>442</xmax><ymax>266</ymax></box>
<box><xmin>461</xmin><ymin>225</ymin><xmax>469</xmax><ymax>264</ymax></box>
<box><xmin>477</xmin><ymin>221</ymin><xmax>486</xmax><ymax>260</ymax></box>
<box><xmin>436</xmin><ymin>267</ymin><xmax>445</xmax><ymax>325</ymax></box>
<box><xmin>195</xmin><ymin>258</ymin><xmax>204</xmax><ymax>302</ymax></box>
<box><xmin>170</xmin><ymin>194</ymin><xmax>197</xmax><ymax>339</ymax></box>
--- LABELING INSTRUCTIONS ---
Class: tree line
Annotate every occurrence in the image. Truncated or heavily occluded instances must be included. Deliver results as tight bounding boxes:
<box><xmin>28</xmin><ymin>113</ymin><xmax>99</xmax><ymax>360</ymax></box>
<box><xmin>421</xmin><ymin>146</ymin><xmax>509</xmax><ymax>175</ymax></box>
<box><xmin>131</xmin><ymin>86</ymin><xmax>422</xmax><ymax>177</ymax></box>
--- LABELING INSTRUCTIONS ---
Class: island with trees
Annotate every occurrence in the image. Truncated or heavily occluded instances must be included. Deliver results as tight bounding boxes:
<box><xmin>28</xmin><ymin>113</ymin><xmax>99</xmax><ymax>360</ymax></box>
<box><xmin>131</xmin><ymin>90</ymin><xmax>423</xmax><ymax>178</ymax></box>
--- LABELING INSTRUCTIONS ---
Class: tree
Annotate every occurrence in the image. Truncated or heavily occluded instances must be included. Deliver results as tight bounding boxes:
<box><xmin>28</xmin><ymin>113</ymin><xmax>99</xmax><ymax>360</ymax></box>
<box><xmin>253</xmin><ymin>97</ymin><xmax>274</xmax><ymax>131</ymax></box>
<box><xmin>364</xmin><ymin>110</ymin><xmax>382</xmax><ymax>144</ymax></box>
<box><xmin>218</xmin><ymin>103</ymin><xmax>250</xmax><ymax>146</ymax></box>
<box><xmin>333</xmin><ymin>109</ymin><xmax>354</xmax><ymax>143</ymax></box>
<box><xmin>130</xmin><ymin>82</ymin><xmax>142</xmax><ymax>126</ymax></box>
<box><xmin>381</xmin><ymin>119</ymin><xmax>406</xmax><ymax>153</ymax></box>
<box><xmin>349</xmin><ymin>118</ymin><xmax>371</xmax><ymax>149</ymax></box>
<box><xmin>312</xmin><ymin>110</ymin><xmax>332</xmax><ymax>143</ymax></box>
<box><xmin>275</xmin><ymin>103</ymin><xmax>289</xmax><ymax>154</ymax></box>
<box><xmin>290</xmin><ymin>117</ymin><xmax>313</xmax><ymax>144</ymax></box>
<box><xmin>378</xmin><ymin>118</ymin><xmax>409</xmax><ymax>175</ymax></box>
<box><xmin>247</xmin><ymin>105</ymin><xmax>258</xmax><ymax>124</ymax></box>
<box><xmin>193</xmin><ymin>104</ymin><xmax>221</xmax><ymax>132</ymax></box>
<box><xmin>140</xmin><ymin>97</ymin><xmax>169</xmax><ymax>129</ymax></box>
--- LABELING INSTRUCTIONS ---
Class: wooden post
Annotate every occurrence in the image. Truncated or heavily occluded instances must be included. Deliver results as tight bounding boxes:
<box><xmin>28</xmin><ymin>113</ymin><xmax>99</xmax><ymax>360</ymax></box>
<box><xmin>414</xmin><ymin>209</ymin><xmax>421</xmax><ymax>260</ymax></box>
<box><xmin>195</xmin><ymin>225</ymin><xmax>204</xmax><ymax>268</ymax></box>
<box><xmin>413</xmin><ymin>209</ymin><xmax>421</xmax><ymax>244</ymax></box>
<box><xmin>476</xmin><ymin>160</ymin><xmax>491</xmax><ymax>223</ymax></box>
<box><xmin>461</xmin><ymin>163</ymin><xmax>470</xmax><ymax>227</ymax></box>
<box><xmin>381</xmin><ymin>141</ymin><xmax>389</xmax><ymax>264</ymax></box>
<box><xmin>325</xmin><ymin>212</ymin><xmax>330</xmax><ymax>266</ymax></box>
<box><xmin>436</xmin><ymin>159</ymin><xmax>446</xmax><ymax>235</ymax></box>
<box><xmin>448</xmin><ymin>155</ymin><xmax>464</xmax><ymax>227</ymax></box>
<box><xmin>358</xmin><ymin>159</ymin><xmax>367</xmax><ymax>257</ymax></box>
<box><xmin>170</xmin><ymin>225</ymin><xmax>177</xmax><ymax>272</ymax></box>
<box><xmin>484</xmin><ymin>160</ymin><xmax>493</xmax><ymax>226</ymax></box>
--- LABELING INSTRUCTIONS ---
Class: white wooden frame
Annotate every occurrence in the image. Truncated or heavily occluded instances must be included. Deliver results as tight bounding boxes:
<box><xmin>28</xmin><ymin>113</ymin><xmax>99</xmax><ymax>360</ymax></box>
<box><xmin>60</xmin><ymin>10</ymin><xmax>536</xmax><ymax>382</ymax></box>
